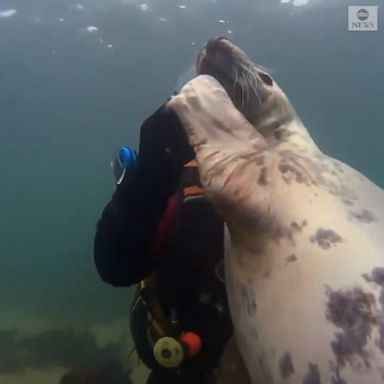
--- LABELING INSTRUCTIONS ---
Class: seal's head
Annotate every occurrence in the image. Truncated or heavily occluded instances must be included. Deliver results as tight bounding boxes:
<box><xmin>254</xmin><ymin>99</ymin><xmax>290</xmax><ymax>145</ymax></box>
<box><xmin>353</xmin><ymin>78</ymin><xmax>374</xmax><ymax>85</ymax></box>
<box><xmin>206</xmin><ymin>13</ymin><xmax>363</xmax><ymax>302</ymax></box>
<box><xmin>196</xmin><ymin>37</ymin><xmax>298</xmax><ymax>143</ymax></box>
<box><xmin>167</xmin><ymin>38</ymin><xmax>319</xmax><ymax>227</ymax></box>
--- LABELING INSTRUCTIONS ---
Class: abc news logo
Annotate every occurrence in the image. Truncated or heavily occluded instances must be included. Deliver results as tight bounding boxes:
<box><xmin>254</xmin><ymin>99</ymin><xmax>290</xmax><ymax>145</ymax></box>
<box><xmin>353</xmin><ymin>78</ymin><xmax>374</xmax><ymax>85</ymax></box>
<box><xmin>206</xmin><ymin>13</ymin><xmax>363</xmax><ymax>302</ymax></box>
<box><xmin>348</xmin><ymin>6</ymin><xmax>378</xmax><ymax>31</ymax></box>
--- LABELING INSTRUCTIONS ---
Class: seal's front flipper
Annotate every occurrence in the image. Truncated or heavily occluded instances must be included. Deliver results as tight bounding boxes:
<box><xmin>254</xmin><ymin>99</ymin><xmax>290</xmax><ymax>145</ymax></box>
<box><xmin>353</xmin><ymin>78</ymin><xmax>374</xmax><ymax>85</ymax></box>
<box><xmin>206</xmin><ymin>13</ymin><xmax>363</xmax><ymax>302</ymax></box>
<box><xmin>168</xmin><ymin>75</ymin><xmax>266</xmax><ymax>157</ymax></box>
<box><xmin>167</xmin><ymin>75</ymin><xmax>273</xmax><ymax>227</ymax></box>
<box><xmin>215</xmin><ymin>336</ymin><xmax>251</xmax><ymax>384</ymax></box>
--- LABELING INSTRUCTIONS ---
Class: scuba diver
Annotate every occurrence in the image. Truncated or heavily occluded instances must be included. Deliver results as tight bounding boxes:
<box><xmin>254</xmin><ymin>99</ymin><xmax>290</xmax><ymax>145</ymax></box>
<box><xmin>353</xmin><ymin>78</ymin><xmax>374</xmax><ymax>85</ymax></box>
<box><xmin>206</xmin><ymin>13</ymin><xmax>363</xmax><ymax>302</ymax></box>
<box><xmin>93</xmin><ymin>103</ymin><xmax>233</xmax><ymax>384</ymax></box>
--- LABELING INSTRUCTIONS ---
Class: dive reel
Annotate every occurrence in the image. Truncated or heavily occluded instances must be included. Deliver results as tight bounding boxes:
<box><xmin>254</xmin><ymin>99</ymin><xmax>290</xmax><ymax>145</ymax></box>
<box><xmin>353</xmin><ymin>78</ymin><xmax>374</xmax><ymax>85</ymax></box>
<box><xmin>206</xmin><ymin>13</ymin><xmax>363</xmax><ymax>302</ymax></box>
<box><xmin>135</xmin><ymin>275</ymin><xmax>203</xmax><ymax>370</ymax></box>
<box><xmin>153</xmin><ymin>331</ymin><xmax>202</xmax><ymax>369</ymax></box>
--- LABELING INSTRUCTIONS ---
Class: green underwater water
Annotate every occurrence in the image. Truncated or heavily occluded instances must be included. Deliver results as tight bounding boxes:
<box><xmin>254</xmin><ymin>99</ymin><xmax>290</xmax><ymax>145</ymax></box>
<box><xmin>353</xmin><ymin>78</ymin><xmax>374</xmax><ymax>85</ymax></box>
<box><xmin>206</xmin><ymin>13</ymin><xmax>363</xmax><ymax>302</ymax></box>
<box><xmin>0</xmin><ymin>0</ymin><xmax>383</xmax><ymax>382</ymax></box>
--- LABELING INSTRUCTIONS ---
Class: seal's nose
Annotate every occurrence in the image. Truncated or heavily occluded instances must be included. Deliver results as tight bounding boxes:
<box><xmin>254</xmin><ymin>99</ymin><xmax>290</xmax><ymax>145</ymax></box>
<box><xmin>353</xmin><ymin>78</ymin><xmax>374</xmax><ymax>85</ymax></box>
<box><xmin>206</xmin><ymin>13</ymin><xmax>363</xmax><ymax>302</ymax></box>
<box><xmin>206</xmin><ymin>37</ymin><xmax>230</xmax><ymax>54</ymax></box>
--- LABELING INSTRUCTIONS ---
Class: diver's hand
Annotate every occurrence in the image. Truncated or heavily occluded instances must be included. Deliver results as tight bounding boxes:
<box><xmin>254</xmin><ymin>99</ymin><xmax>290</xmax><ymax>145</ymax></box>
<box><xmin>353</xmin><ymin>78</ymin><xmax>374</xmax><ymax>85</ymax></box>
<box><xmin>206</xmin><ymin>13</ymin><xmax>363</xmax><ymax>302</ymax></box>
<box><xmin>133</xmin><ymin>103</ymin><xmax>194</xmax><ymax>201</ymax></box>
<box><xmin>138</xmin><ymin>103</ymin><xmax>194</xmax><ymax>169</ymax></box>
<box><xmin>107</xmin><ymin>102</ymin><xmax>194</xmax><ymax>252</ymax></box>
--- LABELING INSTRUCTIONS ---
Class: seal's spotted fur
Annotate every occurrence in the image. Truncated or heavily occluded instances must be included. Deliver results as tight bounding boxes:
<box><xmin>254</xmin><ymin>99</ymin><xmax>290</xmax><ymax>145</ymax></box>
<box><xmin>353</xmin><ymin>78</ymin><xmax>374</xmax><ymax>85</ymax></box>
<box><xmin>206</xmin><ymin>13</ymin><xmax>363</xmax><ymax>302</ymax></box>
<box><xmin>168</xmin><ymin>39</ymin><xmax>384</xmax><ymax>384</ymax></box>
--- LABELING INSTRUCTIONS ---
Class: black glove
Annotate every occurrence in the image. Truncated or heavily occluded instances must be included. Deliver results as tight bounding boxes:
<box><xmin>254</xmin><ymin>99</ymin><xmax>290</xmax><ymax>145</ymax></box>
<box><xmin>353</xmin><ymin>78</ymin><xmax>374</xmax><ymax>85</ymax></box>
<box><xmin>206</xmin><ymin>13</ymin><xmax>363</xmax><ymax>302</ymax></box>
<box><xmin>111</xmin><ymin>102</ymin><xmax>194</xmax><ymax>225</ymax></box>
<box><xmin>122</xmin><ymin>103</ymin><xmax>194</xmax><ymax>205</ymax></box>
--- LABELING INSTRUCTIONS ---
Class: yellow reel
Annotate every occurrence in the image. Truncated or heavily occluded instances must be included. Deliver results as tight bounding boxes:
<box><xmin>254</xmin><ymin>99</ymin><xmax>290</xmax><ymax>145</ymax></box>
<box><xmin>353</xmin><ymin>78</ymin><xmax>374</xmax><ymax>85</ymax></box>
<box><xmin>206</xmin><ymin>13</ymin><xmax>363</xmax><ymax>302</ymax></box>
<box><xmin>153</xmin><ymin>336</ymin><xmax>185</xmax><ymax>368</ymax></box>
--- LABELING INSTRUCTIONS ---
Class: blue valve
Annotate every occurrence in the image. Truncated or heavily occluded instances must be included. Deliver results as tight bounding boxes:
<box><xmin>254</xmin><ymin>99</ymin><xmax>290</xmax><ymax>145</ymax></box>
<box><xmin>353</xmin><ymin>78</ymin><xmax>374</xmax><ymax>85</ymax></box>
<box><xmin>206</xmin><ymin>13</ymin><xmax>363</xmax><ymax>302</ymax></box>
<box><xmin>111</xmin><ymin>146</ymin><xmax>137</xmax><ymax>185</ymax></box>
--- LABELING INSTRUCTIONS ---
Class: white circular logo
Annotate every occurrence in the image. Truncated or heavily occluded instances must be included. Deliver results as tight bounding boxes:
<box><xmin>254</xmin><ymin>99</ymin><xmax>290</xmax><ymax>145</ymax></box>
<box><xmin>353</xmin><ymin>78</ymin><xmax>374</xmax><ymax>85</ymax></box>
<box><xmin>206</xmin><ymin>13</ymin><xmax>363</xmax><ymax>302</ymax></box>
<box><xmin>357</xmin><ymin>8</ymin><xmax>369</xmax><ymax>21</ymax></box>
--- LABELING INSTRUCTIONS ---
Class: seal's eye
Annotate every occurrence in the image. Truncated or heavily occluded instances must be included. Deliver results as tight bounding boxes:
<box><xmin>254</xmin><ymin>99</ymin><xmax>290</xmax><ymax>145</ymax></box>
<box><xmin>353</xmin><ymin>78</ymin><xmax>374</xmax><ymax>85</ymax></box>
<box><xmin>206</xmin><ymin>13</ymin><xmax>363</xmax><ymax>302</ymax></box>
<box><xmin>258</xmin><ymin>72</ymin><xmax>273</xmax><ymax>87</ymax></box>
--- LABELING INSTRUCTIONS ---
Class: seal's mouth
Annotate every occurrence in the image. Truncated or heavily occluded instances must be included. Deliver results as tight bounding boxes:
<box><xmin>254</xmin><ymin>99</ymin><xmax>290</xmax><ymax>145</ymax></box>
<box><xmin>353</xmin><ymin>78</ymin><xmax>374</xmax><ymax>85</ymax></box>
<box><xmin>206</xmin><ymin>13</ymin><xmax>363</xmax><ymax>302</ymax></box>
<box><xmin>196</xmin><ymin>37</ymin><xmax>273</xmax><ymax>125</ymax></box>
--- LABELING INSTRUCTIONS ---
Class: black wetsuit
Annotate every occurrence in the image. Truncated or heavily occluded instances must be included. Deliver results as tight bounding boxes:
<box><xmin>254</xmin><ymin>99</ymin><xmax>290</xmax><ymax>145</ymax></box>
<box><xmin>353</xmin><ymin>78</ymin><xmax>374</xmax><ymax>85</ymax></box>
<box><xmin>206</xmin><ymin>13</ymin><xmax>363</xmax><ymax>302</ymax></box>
<box><xmin>94</xmin><ymin>105</ymin><xmax>233</xmax><ymax>384</ymax></box>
